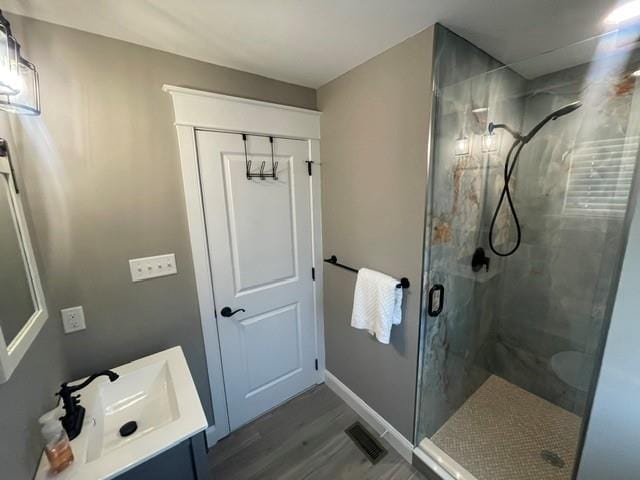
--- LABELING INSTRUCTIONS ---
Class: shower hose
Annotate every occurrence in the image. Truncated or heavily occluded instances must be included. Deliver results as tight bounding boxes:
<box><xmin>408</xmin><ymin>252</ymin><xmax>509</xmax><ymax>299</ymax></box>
<box><xmin>488</xmin><ymin>137</ymin><xmax>525</xmax><ymax>257</ymax></box>
<box><xmin>487</xmin><ymin>101</ymin><xmax>582</xmax><ymax>256</ymax></box>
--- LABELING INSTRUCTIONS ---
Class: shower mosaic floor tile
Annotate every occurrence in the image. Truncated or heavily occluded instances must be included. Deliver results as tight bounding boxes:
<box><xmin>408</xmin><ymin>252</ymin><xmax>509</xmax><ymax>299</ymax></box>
<box><xmin>430</xmin><ymin>375</ymin><xmax>581</xmax><ymax>480</ymax></box>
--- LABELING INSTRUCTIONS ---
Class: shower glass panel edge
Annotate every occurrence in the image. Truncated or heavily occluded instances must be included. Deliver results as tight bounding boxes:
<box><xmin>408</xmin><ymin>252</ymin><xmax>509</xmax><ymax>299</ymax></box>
<box><xmin>412</xmin><ymin>19</ymin><xmax>438</xmax><ymax>439</ymax></box>
<box><xmin>414</xmin><ymin>24</ymin><xmax>640</xmax><ymax>480</ymax></box>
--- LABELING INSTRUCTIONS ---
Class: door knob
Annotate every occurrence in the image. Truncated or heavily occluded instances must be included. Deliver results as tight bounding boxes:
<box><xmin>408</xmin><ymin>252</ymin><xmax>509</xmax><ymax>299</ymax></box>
<box><xmin>220</xmin><ymin>307</ymin><xmax>246</xmax><ymax>317</ymax></box>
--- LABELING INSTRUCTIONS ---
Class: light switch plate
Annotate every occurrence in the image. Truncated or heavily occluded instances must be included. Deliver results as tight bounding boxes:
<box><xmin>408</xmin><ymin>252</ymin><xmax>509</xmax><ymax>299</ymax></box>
<box><xmin>61</xmin><ymin>306</ymin><xmax>86</xmax><ymax>334</ymax></box>
<box><xmin>129</xmin><ymin>253</ymin><xmax>177</xmax><ymax>282</ymax></box>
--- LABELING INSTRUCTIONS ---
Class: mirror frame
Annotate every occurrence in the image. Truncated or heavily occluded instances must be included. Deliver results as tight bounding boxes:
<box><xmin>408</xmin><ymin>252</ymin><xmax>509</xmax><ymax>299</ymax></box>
<box><xmin>0</xmin><ymin>153</ymin><xmax>47</xmax><ymax>383</ymax></box>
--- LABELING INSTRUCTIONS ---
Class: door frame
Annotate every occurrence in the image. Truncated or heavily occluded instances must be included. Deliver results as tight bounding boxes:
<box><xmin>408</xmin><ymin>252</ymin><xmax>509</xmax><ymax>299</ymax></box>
<box><xmin>163</xmin><ymin>85</ymin><xmax>325</xmax><ymax>447</ymax></box>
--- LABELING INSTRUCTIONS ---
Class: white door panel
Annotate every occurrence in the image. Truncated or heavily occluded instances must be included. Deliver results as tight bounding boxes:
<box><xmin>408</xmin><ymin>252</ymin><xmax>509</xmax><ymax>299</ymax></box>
<box><xmin>241</xmin><ymin>303</ymin><xmax>301</xmax><ymax>395</ymax></box>
<box><xmin>223</xmin><ymin>155</ymin><xmax>297</xmax><ymax>292</ymax></box>
<box><xmin>197</xmin><ymin>131</ymin><xmax>316</xmax><ymax>431</ymax></box>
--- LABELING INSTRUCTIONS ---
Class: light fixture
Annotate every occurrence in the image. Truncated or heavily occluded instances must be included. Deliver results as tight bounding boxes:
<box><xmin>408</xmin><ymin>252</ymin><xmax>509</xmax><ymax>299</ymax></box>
<box><xmin>482</xmin><ymin>132</ymin><xmax>500</xmax><ymax>153</ymax></box>
<box><xmin>472</xmin><ymin>107</ymin><xmax>489</xmax><ymax>114</ymax></box>
<box><xmin>604</xmin><ymin>0</ymin><xmax>640</xmax><ymax>25</ymax></box>
<box><xmin>455</xmin><ymin>137</ymin><xmax>470</xmax><ymax>156</ymax></box>
<box><xmin>0</xmin><ymin>11</ymin><xmax>40</xmax><ymax>115</ymax></box>
<box><xmin>0</xmin><ymin>19</ymin><xmax>19</xmax><ymax>95</ymax></box>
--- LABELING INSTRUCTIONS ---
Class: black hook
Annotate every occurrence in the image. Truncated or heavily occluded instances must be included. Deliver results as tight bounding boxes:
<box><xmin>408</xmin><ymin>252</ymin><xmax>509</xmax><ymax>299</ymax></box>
<box><xmin>243</xmin><ymin>133</ymin><xmax>278</xmax><ymax>180</ymax></box>
<box><xmin>270</xmin><ymin>136</ymin><xmax>278</xmax><ymax>180</ymax></box>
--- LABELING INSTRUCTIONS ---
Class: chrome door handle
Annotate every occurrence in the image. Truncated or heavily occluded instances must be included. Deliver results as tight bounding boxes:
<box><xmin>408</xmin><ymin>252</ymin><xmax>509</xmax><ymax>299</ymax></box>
<box><xmin>220</xmin><ymin>307</ymin><xmax>246</xmax><ymax>317</ymax></box>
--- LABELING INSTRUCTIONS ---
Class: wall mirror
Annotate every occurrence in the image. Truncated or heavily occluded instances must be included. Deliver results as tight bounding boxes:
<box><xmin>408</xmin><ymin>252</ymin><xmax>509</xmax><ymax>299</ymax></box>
<box><xmin>0</xmin><ymin>143</ymin><xmax>47</xmax><ymax>383</ymax></box>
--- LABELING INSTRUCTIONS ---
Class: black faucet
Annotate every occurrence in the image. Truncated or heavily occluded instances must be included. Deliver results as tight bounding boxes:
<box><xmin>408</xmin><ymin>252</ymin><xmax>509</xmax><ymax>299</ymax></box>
<box><xmin>471</xmin><ymin>247</ymin><xmax>491</xmax><ymax>273</ymax></box>
<box><xmin>57</xmin><ymin>370</ymin><xmax>119</xmax><ymax>440</ymax></box>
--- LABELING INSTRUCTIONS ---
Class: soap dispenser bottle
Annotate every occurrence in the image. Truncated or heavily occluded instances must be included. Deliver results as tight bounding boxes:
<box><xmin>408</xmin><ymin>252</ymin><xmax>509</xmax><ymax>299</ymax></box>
<box><xmin>39</xmin><ymin>409</ymin><xmax>74</xmax><ymax>473</ymax></box>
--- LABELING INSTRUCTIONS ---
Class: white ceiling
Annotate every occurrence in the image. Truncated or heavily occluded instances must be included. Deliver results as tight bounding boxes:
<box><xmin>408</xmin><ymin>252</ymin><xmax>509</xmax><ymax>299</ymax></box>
<box><xmin>0</xmin><ymin>0</ymin><xmax>623</xmax><ymax>88</ymax></box>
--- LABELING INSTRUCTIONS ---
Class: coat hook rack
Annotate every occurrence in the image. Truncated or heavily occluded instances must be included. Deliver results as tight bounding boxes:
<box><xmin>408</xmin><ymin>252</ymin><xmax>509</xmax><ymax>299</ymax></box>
<box><xmin>243</xmin><ymin>133</ymin><xmax>278</xmax><ymax>180</ymax></box>
<box><xmin>324</xmin><ymin>255</ymin><xmax>410</xmax><ymax>289</ymax></box>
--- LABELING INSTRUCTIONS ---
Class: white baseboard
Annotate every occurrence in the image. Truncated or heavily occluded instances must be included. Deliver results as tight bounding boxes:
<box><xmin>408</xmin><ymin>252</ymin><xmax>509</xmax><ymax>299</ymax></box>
<box><xmin>324</xmin><ymin>370</ymin><xmax>413</xmax><ymax>463</ymax></box>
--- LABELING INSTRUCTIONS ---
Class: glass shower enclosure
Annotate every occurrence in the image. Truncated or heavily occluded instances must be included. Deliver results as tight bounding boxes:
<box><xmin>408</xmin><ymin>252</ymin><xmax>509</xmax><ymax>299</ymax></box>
<box><xmin>415</xmin><ymin>25</ymin><xmax>640</xmax><ymax>480</ymax></box>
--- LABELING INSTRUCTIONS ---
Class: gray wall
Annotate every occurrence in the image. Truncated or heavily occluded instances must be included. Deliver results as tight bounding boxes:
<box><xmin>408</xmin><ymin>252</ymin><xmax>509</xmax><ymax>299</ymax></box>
<box><xmin>317</xmin><ymin>27</ymin><xmax>434</xmax><ymax>439</ymax></box>
<box><xmin>0</xmin><ymin>114</ymin><xmax>70</xmax><ymax>480</ymax></box>
<box><xmin>0</xmin><ymin>14</ymin><xmax>315</xmax><ymax>479</ymax></box>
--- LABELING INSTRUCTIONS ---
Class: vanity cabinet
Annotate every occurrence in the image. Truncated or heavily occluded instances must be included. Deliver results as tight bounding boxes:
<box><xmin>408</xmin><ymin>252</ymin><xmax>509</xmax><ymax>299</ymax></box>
<box><xmin>116</xmin><ymin>433</ymin><xmax>208</xmax><ymax>480</ymax></box>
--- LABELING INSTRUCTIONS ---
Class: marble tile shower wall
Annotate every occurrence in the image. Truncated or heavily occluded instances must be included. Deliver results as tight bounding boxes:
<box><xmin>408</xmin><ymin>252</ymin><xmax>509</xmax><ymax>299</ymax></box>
<box><xmin>489</xmin><ymin>57</ymin><xmax>640</xmax><ymax>414</ymax></box>
<box><xmin>418</xmin><ymin>26</ymin><xmax>640</xmax><ymax>439</ymax></box>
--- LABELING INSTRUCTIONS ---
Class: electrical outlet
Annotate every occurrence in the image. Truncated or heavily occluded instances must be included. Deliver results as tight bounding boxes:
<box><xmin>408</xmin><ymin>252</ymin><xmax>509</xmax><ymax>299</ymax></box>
<box><xmin>129</xmin><ymin>253</ymin><xmax>177</xmax><ymax>282</ymax></box>
<box><xmin>61</xmin><ymin>306</ymin><xmax>86</xmax><ymax>334</ymax></box>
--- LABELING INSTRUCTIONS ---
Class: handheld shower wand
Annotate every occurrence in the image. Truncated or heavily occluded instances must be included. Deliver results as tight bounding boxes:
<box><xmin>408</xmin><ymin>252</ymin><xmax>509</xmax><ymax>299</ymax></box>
<box><xmin>488</xmin><ymin>101</ymin><xmax>582</xmax><ymax>257</ymax></box>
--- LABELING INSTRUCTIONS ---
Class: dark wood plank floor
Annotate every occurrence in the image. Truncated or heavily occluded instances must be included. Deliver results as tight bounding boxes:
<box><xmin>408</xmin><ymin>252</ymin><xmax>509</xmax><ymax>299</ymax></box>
<box><xmin>208</xmin><ymin>384</ymin><xmax>426</xmax><ymax>479</ymax></box>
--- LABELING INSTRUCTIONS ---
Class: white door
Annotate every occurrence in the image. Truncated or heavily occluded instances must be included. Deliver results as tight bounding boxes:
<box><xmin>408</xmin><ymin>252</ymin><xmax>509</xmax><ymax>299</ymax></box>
<box><xmin>197</xmin><ymin>130</ymin><xmax>317</xmax><ymax>431</ymax></box>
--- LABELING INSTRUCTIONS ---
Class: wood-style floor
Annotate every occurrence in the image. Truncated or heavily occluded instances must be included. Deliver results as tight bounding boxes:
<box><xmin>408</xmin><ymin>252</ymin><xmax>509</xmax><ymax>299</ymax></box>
<box><xmin>208</xmin><ymin>384</ymin><xmax>426</xmax><ymax>479</ymax></box>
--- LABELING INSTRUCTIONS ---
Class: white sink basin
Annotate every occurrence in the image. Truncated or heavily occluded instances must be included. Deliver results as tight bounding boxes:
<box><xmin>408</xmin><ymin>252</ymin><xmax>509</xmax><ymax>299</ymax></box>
<box><xmin>35</xmin><ymin>347</ymin><xmax>208</xmax><ymax>480</ymax></box>
<box><xmin>86</xmin><ymin>361</ymin><xmax>180</xmax><ymax>462</ymax></box>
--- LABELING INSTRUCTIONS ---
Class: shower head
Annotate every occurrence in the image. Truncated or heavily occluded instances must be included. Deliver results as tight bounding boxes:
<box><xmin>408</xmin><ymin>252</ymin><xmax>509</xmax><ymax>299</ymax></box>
<box><xmin>523</xmin><ymin>101</ymin><xmax>583</xmax><ymax>143</ymax></box>
<box><xmin>488</xmin><ymin>101</ymin><xmax>583</xmax><ymax>143</ymax></box>
<box><xmin>550</xmin><ymin>101</ymin><xmax>583</xmax><ymax>120</ymax></box>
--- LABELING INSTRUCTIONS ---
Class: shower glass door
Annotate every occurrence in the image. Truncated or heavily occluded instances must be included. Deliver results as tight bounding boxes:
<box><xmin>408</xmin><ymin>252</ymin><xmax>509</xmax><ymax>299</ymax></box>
<box><xmin>415</xmin><ymin>25</ymin><xmax>640</xmax><ymax>480</ymax></box>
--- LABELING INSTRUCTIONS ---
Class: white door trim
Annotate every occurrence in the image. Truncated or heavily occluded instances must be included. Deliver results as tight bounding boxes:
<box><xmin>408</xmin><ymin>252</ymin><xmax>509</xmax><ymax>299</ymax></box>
<box><xmin>164</xmin><ymin>85</ymin><xmax>324</xmax><ymax>447</ymax></box>
<box><xmin>164</xmin><ymin>85</ymin><xmax>321</xmax><ymax>140</ymax></box>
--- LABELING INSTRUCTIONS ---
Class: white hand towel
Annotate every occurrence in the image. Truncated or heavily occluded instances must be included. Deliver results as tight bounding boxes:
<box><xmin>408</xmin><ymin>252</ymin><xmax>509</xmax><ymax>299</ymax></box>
<box><xmin>350</xmin><ymin>268</ymin><xmax>403</xmax><ymax>344</ymax></box>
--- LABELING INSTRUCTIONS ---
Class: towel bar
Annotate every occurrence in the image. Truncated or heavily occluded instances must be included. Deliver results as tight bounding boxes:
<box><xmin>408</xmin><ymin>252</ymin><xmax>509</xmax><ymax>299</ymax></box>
<box><xmin>324</xmin><ymin>255</ymin><xmax>410</xmax><ymax>289</ymax></box>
